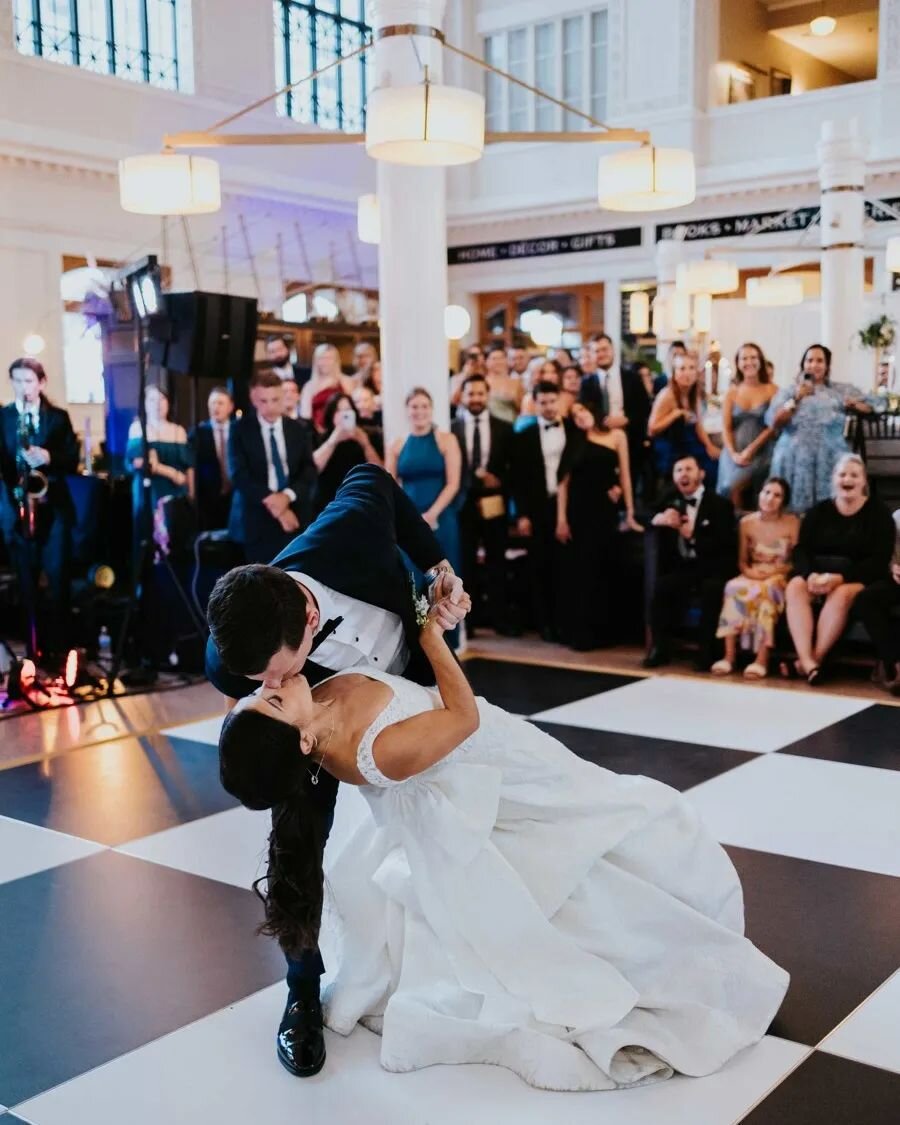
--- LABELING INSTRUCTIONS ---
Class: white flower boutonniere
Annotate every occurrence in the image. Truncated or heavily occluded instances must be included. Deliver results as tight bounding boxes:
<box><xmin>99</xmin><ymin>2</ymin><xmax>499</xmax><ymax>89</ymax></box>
<box><xmin>411</xmin><ymin>573</ymin><xmax>430</xmax><ymax>628</ymax></box>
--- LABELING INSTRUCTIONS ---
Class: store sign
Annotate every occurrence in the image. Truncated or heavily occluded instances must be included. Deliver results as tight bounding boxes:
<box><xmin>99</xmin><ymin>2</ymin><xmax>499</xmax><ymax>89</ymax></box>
<box><xmin>448</xmin><ymin>226</ymin><xmax>642</xmax><ymax>266</ymax></box>
<box><xmin>657</xmin><ymin>196</ymin><xmax>900</xmax><ymax>243</ymax></box>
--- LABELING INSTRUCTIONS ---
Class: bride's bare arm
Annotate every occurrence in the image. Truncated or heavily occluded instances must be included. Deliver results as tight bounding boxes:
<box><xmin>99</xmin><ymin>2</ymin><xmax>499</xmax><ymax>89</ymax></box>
<box><xmin>371</xmin><ymin>622</ymin><xmax>480</xmax><ymax>781</ymax></box>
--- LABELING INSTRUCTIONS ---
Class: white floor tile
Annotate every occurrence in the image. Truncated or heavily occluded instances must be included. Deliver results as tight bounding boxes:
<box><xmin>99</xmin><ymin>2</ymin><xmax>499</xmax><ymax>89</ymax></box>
<box><xmin>531</xmin><ymin>676</ymin><xmax>871</xmax><ymax>753</ymax></box>
<box><xmin>686</xmin><ymin>754</ymin><xmax>900</xmax><ymax>877</ymax></box>
<box><xmin>820</xmin><ymin>970</ymin><xmax>900</xmax><ymax>1074</ymax></box>
<box><xmin>0</xmin><ymin>816</ymin><xmax>104</xmax><ymax>885</ymax></box>
<box><xmin>14</xmin><ymin>984</ymin><xmax>808</xmax><ymax>1125</ymax></box>
<box><xmin>116</xmin><ymin>785</ymin><xmax>373</xmax><ymax>891</ymax></box>
<box><xmin>159</xmin><ymin>715</ymin><xmax>224</xmax><ymax>746</ymax></box>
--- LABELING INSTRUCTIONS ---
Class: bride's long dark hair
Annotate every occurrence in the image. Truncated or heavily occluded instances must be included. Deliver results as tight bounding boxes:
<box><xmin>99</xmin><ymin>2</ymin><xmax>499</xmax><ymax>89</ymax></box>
<box><xmin>219</xmin><ymin>708</ymin><xmax>329</xmax><ymax>955</ymax></box>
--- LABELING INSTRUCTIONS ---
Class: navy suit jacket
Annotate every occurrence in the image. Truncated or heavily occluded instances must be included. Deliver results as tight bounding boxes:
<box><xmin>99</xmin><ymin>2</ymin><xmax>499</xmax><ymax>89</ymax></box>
<box><xmin>226</xmin><ymin>413</ymin><xmax>316</xmax><ymax>545</ymax></box>
<box><xmin>206</xmin><ymin>464</ymin><xmax>446</xmax><ymax>699</ymax></box>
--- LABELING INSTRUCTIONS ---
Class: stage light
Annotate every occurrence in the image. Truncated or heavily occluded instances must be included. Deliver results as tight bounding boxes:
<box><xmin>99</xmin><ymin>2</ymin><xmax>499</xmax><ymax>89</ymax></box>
<box><xmin>88</xmin><ymin>564</ymin><xmax>116</xmax><ymax>589</ymax></box>
<box><xmin>140</xmin><ymin>276</ymin><xmax>159</xmax><ymax>315</ymax></box>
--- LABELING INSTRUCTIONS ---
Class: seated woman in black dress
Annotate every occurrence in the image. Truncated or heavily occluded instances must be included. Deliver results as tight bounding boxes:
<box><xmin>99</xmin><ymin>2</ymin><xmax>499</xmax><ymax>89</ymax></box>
<box><xmin>312</xmin><ymin>392</ymin><xmax>382</xmax><ymax>514</ymax></box>
<box><xmin>782</xmin><ymin>453</ymin><xmax>894</xmax><ymax>685</ymax></box>
<box><xmin>555</xmin><ymin>401</ymin><xmax>643</xmax><ymax>651</ymax></box>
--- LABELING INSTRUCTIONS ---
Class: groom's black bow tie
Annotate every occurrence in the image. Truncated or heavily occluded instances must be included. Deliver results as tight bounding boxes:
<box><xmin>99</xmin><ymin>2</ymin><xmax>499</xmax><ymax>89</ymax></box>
<box><xmin>309</xmin><ymin>616</ymin><xmax>344</xmax><ymax>654</ymax></box>
<box><xmin>541</xmin><ymin>421</ymin><xmax>561</xmax><ymax>429</ymax></box>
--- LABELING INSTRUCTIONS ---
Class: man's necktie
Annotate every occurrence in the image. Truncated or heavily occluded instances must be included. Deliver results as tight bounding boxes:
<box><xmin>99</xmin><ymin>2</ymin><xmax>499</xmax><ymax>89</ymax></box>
<box><xmin>471</xmin><ymin>419</ymin><xmax>483</xmax><ymax>473</ymax></box>
<box><xmin>270</xmin><ymin>425</ymin><xmax>289</xmax><ymax>492</ymax></box>
<box><xmin>215</xmin><ymin>425</ymin><xmax>230</xmax><ymax>488</ymax></box>
<box><xmin>309</xmin><ymin>616</ymin><xmax>344</xmax><ymax>654</ymax></box>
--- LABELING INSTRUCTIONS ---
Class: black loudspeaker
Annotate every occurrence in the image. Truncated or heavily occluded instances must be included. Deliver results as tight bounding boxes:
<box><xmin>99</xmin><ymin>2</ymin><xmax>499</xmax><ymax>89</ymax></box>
<box><xmin>158</xmin><ymin>291</ymin><xmax>258</xmax><ymax>411</ymax></box>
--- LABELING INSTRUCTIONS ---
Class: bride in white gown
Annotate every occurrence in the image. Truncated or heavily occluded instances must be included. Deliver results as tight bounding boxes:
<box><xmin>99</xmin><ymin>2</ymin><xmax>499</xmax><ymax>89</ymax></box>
<box><xmin>221</xmin><ymin>616</ymin><xmax>789</xmax><ymax>1093</ymax></box>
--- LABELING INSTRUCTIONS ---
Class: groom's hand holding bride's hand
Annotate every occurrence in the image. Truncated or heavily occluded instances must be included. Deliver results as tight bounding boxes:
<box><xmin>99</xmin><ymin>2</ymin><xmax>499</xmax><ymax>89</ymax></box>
<box><xmin>427</xmin><ymin>566</ymin><xmax>471</xmax><ymax>631</ymax></box>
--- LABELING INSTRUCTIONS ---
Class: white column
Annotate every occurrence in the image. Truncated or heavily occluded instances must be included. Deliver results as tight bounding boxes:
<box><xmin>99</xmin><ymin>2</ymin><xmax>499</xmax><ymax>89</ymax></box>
<box><xmin>371</xmin><ymin>0</ymin><xmax>450</xmax><ymax>442</ymax></box>
<box><xmin>818</xmin><ymin>119</ymin><xmax>867</xmax><ymax>389</ymax></box>
<box><xmin>654</xmin><ymin>237</ymin><xmax>689</xmax><ymax>363</ymax></box>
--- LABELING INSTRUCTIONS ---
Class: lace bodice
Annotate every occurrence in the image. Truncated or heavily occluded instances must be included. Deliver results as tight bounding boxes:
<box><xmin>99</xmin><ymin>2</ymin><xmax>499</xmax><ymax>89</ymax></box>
<box><xmin>328</xmin><ymin>667</ymin><xmax>449</xmax><ymax>788</ymax></box>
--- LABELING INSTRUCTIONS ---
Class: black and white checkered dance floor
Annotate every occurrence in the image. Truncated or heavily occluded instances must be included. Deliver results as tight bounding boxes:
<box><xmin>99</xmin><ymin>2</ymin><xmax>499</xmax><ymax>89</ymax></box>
<box><xmin>0</xmin><ymin>659</ymin><xmax>898</xmax><ymax>1124</ymax></box>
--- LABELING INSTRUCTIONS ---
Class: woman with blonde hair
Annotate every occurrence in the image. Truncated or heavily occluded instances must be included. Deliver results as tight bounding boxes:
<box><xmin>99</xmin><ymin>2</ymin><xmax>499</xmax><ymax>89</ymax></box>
<box><xmin>781</xmin><ymin>453</ymin><xmax>894</xmax><ymax>684</ymax></box>
<box><xmin>299</xmin><ymin>343</ymin><xmax>352</xmax><ymax>434</ymax></box>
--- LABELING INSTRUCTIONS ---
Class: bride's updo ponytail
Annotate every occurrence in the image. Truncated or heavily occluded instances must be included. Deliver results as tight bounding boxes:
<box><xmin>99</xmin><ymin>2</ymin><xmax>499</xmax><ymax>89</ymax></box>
<box><xmin>219</xmin><ymin>708</ymin><xmax>326</xmax><ymax>954</ymax></box>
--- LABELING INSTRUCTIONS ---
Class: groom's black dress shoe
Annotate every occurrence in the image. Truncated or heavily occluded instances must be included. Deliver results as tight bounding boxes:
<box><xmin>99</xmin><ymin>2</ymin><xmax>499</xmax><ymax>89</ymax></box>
<box><xmin>277</xmin><ymin>995</ymin><xmax>326</xmax><ymax>1077</ymax></box>
<box><xmin>641</xmin><ymin>646</ymin><xmax>671</xmax><ymax>669</ymax></box>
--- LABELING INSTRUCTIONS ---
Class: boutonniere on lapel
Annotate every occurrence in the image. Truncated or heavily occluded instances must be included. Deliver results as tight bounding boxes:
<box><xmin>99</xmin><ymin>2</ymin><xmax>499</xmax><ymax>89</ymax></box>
<box><xmin>700</xmin><ymin>519</ymin><xmax>710</xmax><ymax>527</ymax></box>
<box><xmin>410</xmin><ymin>573</ymin><xmax>430</xmax><ymax>628</ymax></box>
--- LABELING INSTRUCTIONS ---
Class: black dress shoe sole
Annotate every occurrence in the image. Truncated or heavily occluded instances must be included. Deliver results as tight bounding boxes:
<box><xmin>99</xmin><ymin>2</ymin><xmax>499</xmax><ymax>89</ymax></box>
<box><xmin>277</xmin><ymin>1042</ymin><xmax>326</xmax><ymax>1078</ymax></box>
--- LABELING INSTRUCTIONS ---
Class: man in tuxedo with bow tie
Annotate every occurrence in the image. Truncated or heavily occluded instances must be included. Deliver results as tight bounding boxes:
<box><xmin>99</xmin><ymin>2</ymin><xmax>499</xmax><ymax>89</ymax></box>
<box><xmin>228</xmin><ymin>371</ymin><xmax>317</xmax><ymax>563</ymax></box>
<box><xmin>644</xmin><ymin>453</ymin><xmax>736</xmax><ymax>670</ymax></box>
<box><xmin>206</xmin><ymin>463</ymin><xmax>469</xmax><ymax>1079</ymax></box>
<box><xmin>512</xmin><ymin>381</ymin><xmax>570</xmax><ymax>639</ymax></box>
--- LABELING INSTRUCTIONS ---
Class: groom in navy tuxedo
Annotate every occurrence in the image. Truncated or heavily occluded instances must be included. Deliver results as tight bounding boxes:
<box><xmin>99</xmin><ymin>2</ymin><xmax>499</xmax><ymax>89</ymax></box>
<box><xmin>206</xmin><ymin>464</ymin><xmax>468</xmax><ymax>1078</ymax></box>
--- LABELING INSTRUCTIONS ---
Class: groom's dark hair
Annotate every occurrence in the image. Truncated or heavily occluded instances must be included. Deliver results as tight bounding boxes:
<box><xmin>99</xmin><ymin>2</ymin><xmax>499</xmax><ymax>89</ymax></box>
<box><xmin>208</xmin><ymin>565</ymin><xmax>309</xmax><ymax>676</ymax></box>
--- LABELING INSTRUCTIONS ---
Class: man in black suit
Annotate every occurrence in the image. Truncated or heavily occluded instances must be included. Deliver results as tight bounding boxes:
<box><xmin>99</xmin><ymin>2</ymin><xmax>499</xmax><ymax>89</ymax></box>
<box><xmin>228</xmin><ymin>371</ymin><xmax>316</xmax><ymax>563</ymax></box>
<box><xmin>206</xmin><ymin>464</ymin><xmax>469</xmax><ymax>1078</ymax></box>
<box><xmin>190</xmin><ymin>386</ymin><xmax>234</xmax><ymax>531</ymax></box>
<box><xmin>644</xmin><ymin>453</ymin><xmax>737</xmax><ymax>670</ymax></box>
<box><xmin>0</xmin><ymin>358</ymin><xmax>79</xmax><ymax>660</ymax></box>
<box><xmin>451</xmin><ymin>373</ymin><xmax>516</xmax><ymax>635</ymax></box>
<box><xmin>512</xmin><ymin>381</ymin><xmax>570</xmax><ymax>639</ymax></box>
<box><xmin>579</xmin><ymin>333</ymin><xmax>651</xmax><ymax>484</ymax></box>
<box><xmin>266</xmin><ymin>334</ymin><xmax>310</xmax><ymax>391</ymax></box>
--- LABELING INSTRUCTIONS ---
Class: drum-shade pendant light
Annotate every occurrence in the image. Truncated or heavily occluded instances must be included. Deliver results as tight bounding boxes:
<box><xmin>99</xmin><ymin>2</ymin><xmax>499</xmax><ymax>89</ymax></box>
<box><xmin>118</xmin><ymin>152</ymin><xmax>221</xmax><ymax>215</ymax></box>
<box><xmin>365</xmin><ymin>75</ymin><xmax>485</xmax><ymax>167</ymax></box>
<box><xmin>598</xmin><ymin>145</ymin><xmax>696</xmax><ymax>212</ymax></box>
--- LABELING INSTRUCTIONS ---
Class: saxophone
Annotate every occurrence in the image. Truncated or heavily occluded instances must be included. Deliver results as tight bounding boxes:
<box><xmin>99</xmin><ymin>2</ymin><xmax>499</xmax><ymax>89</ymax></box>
<box><xmin>14</xmin><ymin>405</ymin><xmax>49</xmax><ymax>537</ymax></box>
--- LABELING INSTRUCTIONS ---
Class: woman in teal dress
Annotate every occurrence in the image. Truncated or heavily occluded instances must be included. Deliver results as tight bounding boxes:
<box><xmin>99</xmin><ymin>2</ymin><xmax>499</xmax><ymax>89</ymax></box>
<box><xmin>766</xmin><ymin>344</ymin><xmax>870</xmax><ymax>515</ymax></box>
<box><xmin>125</xmin><ymin>384</ymin><xmax>194</xmax><ymax>535</ymax></box>
<box><xmin>387</xmin><ymin>386</ymin><xmax>462</xmax><ymax>575</ymax></box>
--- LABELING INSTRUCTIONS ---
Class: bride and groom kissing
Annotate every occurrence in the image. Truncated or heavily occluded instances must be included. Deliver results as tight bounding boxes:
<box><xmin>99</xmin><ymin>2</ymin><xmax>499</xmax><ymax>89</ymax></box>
<box><xmin>207</xmin><ymin>464</ymin><xmax>789</xmax><ymax>1092</ymax></box>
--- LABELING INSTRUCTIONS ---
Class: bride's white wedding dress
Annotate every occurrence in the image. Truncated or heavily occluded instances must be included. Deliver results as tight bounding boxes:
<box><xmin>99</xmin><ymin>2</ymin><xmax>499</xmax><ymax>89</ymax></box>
<box><xmin>321</xmin><ymin>668</ymin><xmax>789</xmax><ymax>1092</ymax></box>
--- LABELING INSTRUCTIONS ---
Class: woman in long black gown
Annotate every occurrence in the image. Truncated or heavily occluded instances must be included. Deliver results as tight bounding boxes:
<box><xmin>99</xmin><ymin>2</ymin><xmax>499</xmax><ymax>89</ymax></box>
<box><xmin>555</xmin><ymin>402</ymin><xmax>643</xmax><ymax>650</ymax></box>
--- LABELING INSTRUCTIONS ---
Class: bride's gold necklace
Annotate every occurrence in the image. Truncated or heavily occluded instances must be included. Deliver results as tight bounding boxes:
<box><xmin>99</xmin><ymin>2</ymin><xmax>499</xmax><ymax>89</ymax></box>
<box><xmin>309</xmin><ymin>705</ymin><xmax>336</xmax><ymax>786</ymax></box>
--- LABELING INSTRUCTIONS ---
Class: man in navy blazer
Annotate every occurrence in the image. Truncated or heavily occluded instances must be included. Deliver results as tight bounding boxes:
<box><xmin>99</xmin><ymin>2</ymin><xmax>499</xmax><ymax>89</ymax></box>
<box><xmin>227</xmin><ymin>371</ymin><xmax>317</xmax><ymax>563</ymax></box>
<box><xmin>206</xmin><ymin>463</ymin><xmax>469</xmax><ymax>1079</ymax></box>
<box><xmin>189</xmin><ymin>386</ymin><xmax>234</xmax><ymax>531</ymax></box>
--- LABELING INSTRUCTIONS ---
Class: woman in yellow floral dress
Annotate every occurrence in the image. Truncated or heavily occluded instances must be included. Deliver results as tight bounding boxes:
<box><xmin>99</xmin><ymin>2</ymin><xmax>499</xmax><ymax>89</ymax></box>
<box><xmin>713</xmin><ymin>477</ymin><xmax>799</xmax><ymax>679</ymax></box>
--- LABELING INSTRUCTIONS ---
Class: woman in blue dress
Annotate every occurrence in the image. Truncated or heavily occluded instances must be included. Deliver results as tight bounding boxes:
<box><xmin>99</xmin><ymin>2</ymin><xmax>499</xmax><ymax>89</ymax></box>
<box><xmin>125</xmin><ymin>384</ymin><xmax>194</xmax><ymax>532</ymax></box>
<box><xmin>386</xmin><ymin>387</ymin><xmax>462</xmax><ymax>575</ymax></box>
<box><xmin>648</xmin><ymin>350</ymin><xmax>720</xmax><ymax>488</ymax></box>
<box><xmin>766</xmin><ymin>344</ymin><xmax>870</xmax><ymax>515</ymax></box>
<box><xmin>716</xmin><ymin>342</ymin><xmax>778</xmax><ymax>510</ymax></box>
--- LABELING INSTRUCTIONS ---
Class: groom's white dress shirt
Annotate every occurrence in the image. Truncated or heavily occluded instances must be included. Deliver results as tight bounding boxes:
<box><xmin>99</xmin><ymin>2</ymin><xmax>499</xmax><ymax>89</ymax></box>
<box><xmin>288</xmin><ymin>572</ymin><xmax>409</xmax><ymax>674</ymax></box>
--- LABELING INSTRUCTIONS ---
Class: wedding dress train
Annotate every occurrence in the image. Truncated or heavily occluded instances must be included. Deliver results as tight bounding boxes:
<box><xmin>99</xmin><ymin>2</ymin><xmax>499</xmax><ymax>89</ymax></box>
<box><xmin>321</xmin><ymin>669</ymin><xmax>788</xmax><ymax>1092</ymax></box>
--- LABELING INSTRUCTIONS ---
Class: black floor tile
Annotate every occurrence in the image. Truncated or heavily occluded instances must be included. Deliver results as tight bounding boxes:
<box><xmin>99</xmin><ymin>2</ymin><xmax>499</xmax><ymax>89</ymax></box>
<box><xmin>533</xmin><ymin>721</ymin><xmax>757</xmax><ymax>790</ymax></box>
<box><xmin>779</xmin><ymin>705</ymin><xmax>900</xmax><ymax>771</ymax></box>
<box><xmin>463</xmin><ymin>658</ymin><xmax>637</xmax><ymax>715</ymax></box>
<box><xmin>727</xmin><ymin>846</ymin><xmax>900</xmax><ymax>1047</ymax></box>
<box><xmin>0</xmin><ymin>850</ymin><xmax>283</xmax><ymax>1105</ymax></box>
<box><xmin>0</xmin><ymin>734</ymin><xmax>236</xmax><ymax>846</ymax></box>
<box><xmin>740</xmin><ymin>1050</ymin><xmax>900</xmax><ymax>1124</ymax></box>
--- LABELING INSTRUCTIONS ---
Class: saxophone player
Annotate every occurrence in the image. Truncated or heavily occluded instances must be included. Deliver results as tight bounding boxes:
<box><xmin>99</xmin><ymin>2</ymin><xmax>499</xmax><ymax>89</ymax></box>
<box><xmin>0</xmin><ymin>358</ymin><xmax>79</xmax><ymax>662</ymax></box>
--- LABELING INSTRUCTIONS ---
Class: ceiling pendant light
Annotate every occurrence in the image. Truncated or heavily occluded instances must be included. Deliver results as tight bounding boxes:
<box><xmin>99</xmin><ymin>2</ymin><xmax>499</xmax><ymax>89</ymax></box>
<box><xmin>676</xmin><ymin>259</ymin><xmax>740</xmax><ymax>295</ymax></box>
<box><xmin>118</xmin><ymin>152</ymin><xmax>221</xmax><ymax>215</ymax></box>
<box><xmin>886</xmin><ymin>237</ymin><xmax>900</xmax><ymax>273</ymax></box>
<box><xmin>365</xmin><ymin>74</ymin><xmax>485</xmax><ymax>167</ymax></box>
<box><xmin>444</xmin><ymin>305</ymin><xmax>471</xmax><ymax>340</ymax></box>
<box><xmin>671</xmin><ymin>291</ymin><xmax>692</xmax><ymax>332</ymax></box>
<box><xmin>357</xmin><ymin>194</ymin><xmax>380</xmax><ymax>244</ymax></box>
<box><xmin>746</xmin><ymin>276</ymin><xmax>804</xmax><ymax>307</ymax></box>
<box><xmin>629</xmin><ymin>291</ymin><xmax>650</xmax><ymax>334</ymax></box>
<box><xmin>810</xmin><ymin>14</ymin><xmax>836</xmax><ymax>36</ymax></box>
<box><xmin>598</xmin><ymin>145</ymin><xmax>696</xmax><ymax>213</ymax></box>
